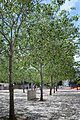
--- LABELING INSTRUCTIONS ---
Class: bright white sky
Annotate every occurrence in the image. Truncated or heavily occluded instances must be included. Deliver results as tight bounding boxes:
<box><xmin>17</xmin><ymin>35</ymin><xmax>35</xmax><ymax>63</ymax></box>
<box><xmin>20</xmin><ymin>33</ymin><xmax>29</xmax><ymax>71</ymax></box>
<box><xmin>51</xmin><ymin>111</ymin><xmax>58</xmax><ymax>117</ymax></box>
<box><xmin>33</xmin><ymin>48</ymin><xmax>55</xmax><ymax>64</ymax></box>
<box><xmin>44</xmin><ymin>0</ymin><xmax>80</xmax><ymax>14</ymax></box>
<box><xmin>61</xmin><ymin>0</ymin><xmax>80</xmax><ymax>11</ymax></box>
<box><xmin>74</xmin><ymin>55</ymin><xmax>80</xmax><ymax>62</ymax></box>
<box><xmin>43</xmin><ymin>0</ymin><xmax>80</xmax><ymax>22</ymax></box>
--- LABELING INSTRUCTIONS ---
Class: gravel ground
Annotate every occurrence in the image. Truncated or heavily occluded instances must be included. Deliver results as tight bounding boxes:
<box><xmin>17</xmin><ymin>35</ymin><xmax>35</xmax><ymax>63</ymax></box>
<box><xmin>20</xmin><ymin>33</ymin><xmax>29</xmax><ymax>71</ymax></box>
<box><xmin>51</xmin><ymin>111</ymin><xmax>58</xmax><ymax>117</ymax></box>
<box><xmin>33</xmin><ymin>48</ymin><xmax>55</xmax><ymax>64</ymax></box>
<box><xmin>0</xmin><ymin>88</ymin><xmax>80</xmax><ymax>120</ymax></box>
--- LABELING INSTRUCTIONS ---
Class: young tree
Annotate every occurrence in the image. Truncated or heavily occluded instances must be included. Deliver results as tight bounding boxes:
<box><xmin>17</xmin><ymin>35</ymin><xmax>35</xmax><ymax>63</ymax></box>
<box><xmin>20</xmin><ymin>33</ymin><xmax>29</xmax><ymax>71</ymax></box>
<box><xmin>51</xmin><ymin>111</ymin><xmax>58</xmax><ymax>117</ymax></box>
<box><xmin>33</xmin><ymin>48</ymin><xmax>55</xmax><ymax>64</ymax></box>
<box><xmin>44</xmin><ymin>9</ymin><xmax>79</xmax><ymax>95</ymax></box>
<box><xmin>0</xmin><ymin>0</ymin><xmax>34</xmax><ymax>119</ymax></box>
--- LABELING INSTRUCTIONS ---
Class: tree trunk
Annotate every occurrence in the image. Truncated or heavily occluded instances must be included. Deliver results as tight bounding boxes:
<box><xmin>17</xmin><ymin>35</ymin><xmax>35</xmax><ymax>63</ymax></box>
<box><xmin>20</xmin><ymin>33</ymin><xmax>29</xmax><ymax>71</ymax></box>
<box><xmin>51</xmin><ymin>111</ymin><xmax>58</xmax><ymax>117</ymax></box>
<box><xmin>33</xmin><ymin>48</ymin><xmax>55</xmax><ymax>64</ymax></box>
<box><xmin>40</xmin><ymin>64</ymin><xmax>43</xmax><ymax>101</ymax></box>
<box><xmin>9</xmin><ymin>42</ymin><xmax>16</xmax><ymax>120</ymax></box>
<box><xmin>23</xmin><ymin>81</ymin><xmax>25</xmax><ymax>93</ymax></box>
<box><xmin>23</xmin><ymin>86</ymin><xmax>25</xmax><ymax>93</ymax></box>
<box><xmin>50</xmin><ymin>86</ymin><xmax>52</xmax><ymax>95</ymax></box>
<box><xmin>50</xmin><ymin>75</ymin><xmax>53</xmax><ymax>95</ymax></box>
<box><xmin>53</xmin><ymin>85</ymin><xmax>55</xmax><ymax>93</ymax></box>
<box><xmin>9</xmin><ymin>83</ymin><xmax>15</xmax><ymax>120</ymax></box>
<box><xmin>56</xmin><ymin>84</ymin><xmax>58</xmax><ymax>92</ymax></box>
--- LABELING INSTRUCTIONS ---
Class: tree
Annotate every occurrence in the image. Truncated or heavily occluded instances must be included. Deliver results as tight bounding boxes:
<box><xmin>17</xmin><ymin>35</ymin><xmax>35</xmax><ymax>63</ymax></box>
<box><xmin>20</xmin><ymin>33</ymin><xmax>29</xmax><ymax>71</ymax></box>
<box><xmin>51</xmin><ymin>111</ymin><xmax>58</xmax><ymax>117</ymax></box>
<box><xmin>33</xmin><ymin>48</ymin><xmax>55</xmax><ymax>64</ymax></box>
<box><xmin>28</xmin><ymin>4</ymin><xmax>52</xmax><ymax>100</ymax></box>
<box><xmin>0</xmin><ymin>0</ymin><xmax>34</xmax><ymax>119</ymax></box>
<box><xmin>29</xmin><ymin>22</ymin><xmax>48</xmax><ymax>100</ymax></box>
<box><xmin>44</xmin><ymin>9</ymin><xmax>79</xmax><ymax>95</ymax></box>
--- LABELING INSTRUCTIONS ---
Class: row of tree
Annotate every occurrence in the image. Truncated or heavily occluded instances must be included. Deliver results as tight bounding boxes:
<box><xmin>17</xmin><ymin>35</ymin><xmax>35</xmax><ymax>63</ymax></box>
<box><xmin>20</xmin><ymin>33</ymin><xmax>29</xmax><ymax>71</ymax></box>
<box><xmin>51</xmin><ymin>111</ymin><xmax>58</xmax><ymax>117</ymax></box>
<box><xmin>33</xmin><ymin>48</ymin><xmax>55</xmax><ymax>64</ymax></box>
<box><xmin>0</xmin><ymin>0</ymin><xmax>80</xmax><ymax>119</ymax></box>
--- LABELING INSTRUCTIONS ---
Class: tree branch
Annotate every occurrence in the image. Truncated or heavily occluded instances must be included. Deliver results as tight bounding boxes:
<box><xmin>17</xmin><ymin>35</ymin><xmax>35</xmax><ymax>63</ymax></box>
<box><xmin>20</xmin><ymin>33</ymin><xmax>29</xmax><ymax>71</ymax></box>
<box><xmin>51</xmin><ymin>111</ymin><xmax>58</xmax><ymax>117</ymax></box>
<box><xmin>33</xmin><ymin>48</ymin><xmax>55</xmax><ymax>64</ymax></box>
<box><xmin>0</xmin><ymin>30</ymin><xmax>10</xmax><ymax>43</ymax></box>
<box><xmin>12</xmin><ymin>5</ymin><xmax>24</xmax><ymax>27</ymax></box>
<box><xmin>16</xmin><ymin>14</ymin><xmax>24</xmax><ymax>34</ymax></box>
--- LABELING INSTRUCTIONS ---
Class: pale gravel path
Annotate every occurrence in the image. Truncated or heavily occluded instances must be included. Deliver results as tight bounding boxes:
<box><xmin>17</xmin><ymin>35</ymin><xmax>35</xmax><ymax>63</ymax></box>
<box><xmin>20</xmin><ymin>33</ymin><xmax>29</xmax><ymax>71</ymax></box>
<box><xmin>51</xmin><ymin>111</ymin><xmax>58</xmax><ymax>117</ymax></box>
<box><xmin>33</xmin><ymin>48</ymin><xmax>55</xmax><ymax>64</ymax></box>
<box><xmin>0</xmin><ymin>89</ymin><xmax>80</xmax><ymax>120</ymax></box>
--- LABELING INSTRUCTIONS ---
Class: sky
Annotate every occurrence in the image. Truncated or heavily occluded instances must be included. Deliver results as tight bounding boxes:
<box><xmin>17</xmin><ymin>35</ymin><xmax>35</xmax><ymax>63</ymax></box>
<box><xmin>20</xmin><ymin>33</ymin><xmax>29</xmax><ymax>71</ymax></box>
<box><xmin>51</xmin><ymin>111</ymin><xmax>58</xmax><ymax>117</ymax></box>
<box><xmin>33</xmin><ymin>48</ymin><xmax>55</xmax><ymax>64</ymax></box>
<box><xmin>43</xmin><ymin>0</ymin><xmax>80</xmax><ymax>26</ymax></box>
<box><xmin>61</xmin><ymin>0</ymin><xmax>80</xmax><ymax>12</ymax></box>
<box><xmin>44</xmin><ymin>0</ymin><xmax>80</xmax><ymax>15</ymax></box>
<box><xmin>61</xmin><ymin>0</ymin><xmax>80</xmax><ymax>25</ymax></box>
